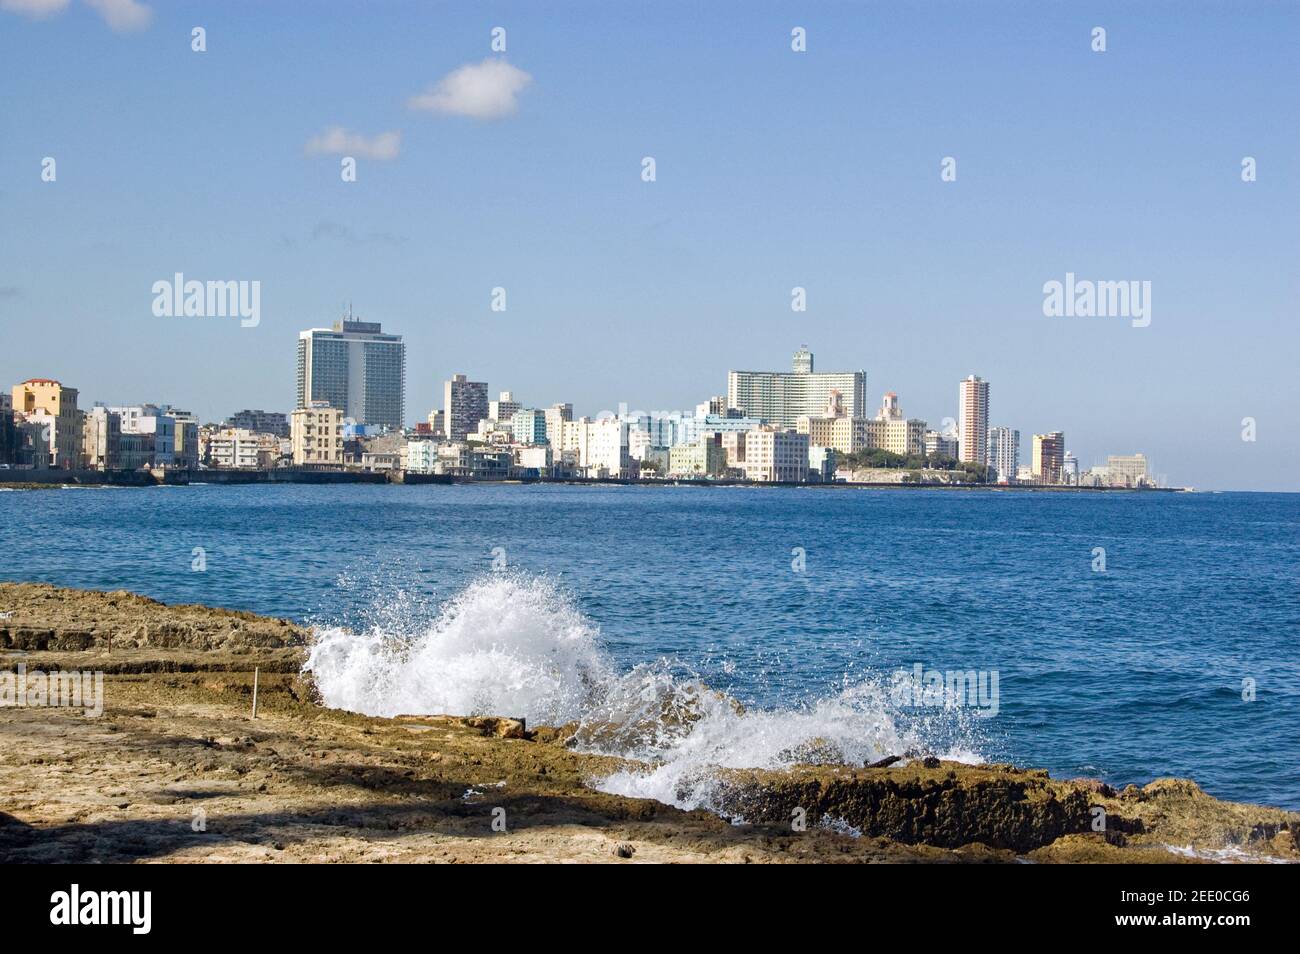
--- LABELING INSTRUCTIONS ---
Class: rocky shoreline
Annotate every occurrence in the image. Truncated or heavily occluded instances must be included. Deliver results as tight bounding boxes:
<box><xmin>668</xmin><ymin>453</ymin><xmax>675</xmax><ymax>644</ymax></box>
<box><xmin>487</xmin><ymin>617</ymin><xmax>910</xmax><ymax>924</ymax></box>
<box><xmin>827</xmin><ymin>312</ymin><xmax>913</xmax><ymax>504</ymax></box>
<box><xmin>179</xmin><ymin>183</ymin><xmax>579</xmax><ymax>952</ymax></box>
<box><xmin>1</xmin><ymin>581</ymin><xmax>1295</xmax><ymax>864</ymax></box>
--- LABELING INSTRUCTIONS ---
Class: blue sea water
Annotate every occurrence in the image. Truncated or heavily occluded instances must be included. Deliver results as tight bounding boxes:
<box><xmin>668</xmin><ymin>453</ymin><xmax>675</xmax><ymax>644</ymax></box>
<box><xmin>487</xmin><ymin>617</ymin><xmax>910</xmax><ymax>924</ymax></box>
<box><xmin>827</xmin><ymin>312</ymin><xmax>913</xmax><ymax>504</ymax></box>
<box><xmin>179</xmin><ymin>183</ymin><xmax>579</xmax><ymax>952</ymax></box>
<box><xmin>2</xmin><ymin>483</ymin><xmax>1297</xmax><ymax>810</ymax></box>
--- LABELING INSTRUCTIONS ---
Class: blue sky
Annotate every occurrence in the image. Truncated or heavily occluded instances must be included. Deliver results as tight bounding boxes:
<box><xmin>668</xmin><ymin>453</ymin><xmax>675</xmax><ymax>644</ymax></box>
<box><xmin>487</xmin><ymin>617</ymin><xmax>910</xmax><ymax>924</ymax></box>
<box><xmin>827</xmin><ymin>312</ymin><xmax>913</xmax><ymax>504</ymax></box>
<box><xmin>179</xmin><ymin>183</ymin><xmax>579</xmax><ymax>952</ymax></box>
<box><xmin>1</xmin><ymin>0</ymin><xmax>1297</xmax><ymax>490</ymax></box>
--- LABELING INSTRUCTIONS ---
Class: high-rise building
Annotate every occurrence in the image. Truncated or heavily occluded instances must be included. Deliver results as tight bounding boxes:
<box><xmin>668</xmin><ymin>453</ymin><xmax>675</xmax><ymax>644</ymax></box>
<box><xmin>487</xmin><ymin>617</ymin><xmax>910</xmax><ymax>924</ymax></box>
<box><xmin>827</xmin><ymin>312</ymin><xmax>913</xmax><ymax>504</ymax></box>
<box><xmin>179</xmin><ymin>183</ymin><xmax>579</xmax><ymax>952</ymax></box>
<box><xmin>12</xmin><ymin>378</ymin><xmax>81</xmax><ymax>469</ymax></box>
<box><xmin>443</xmin><ymin>374</ymin><xmax>489</xmax><ymax>441</ymax></box>
<box><xmin>958</xmin><ymin>375</ymin><xmax>989</xmax><ymax>466</ymax></box>
<box><xmin>986</xmin><ymin>426</ymin><xmax>1020</xmax><ymax>483</ymax></box>
<box><xmin>727</xmin><ymin>350</ymin><xmax>866</xmax><ymax>429</ymax></box>
<box><xmin>1032</xmin><ymin>431</ymin><xmax>1065</xmax><ymax>484</ymax></box>
<box><xmin>296</xmin><ymin>315</ymin><xmax>406</xmax><ymax>430</ymax></box>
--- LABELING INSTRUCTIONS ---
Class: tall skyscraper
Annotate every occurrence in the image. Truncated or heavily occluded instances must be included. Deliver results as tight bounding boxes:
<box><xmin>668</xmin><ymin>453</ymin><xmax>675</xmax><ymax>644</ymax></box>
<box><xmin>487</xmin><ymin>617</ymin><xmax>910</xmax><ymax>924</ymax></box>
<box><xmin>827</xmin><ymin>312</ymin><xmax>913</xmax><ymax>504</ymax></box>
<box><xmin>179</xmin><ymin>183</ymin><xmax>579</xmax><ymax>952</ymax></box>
<box><xmin>727</xmin><ymin>350</ymin><xmax>866</xmax><ymax>429</ymax></box>
<box><xmin>986</xmin><ymin>426</ymin><xmax>1020</xmax><ymax>483</ymax></box>
<box><xmin>296</xmin><ymin>315</ymin><xmax>406</xmax><ymax>430</ymax></box>
<box><xmin>443</xmin><ymin>373</ymin><xmax>489</xmax><ymax>441</ymax></box>
<box><xmin>1032</xmin><ymin>431</ymin><xmax>1065</xmax><ymax>484</ymax></box>
<box><xmin>958</xmin><ymin>374</ymin><xmax>989</xmax><ymax>466</ymax></box>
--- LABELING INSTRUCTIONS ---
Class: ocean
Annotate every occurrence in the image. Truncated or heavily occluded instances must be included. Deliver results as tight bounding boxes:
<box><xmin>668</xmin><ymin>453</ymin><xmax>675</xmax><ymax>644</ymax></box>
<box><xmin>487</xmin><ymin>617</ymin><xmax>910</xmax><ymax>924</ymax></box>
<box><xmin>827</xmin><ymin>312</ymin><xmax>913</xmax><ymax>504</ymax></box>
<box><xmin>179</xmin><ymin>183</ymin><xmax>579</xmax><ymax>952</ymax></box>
<box><xmin>2</xmin><ymin>483</ymin><xmax>1296</xmax><ymax>811</ymax></box>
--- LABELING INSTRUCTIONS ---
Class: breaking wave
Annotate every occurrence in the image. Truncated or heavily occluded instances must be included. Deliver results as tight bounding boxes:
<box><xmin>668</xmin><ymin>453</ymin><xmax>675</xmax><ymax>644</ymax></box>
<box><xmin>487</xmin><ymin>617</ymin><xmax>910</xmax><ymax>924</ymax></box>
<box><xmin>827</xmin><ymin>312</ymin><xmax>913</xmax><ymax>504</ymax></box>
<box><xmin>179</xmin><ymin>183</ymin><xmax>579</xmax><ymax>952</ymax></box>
<box><xmin>304</xmin><ymin>572</ymin><xmax>983</xmax><ymax>812</ymax></box>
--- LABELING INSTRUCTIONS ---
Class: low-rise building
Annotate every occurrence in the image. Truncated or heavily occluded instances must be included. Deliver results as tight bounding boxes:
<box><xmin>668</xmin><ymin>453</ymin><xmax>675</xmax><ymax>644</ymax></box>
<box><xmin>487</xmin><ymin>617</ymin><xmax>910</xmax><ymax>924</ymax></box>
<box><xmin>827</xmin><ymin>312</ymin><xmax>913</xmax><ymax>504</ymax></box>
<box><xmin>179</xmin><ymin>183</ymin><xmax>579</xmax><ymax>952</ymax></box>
<box><xmin>81</xmin><ymin>405</ymin><xmax>122</xmax><ymax>470</ymax></box>
<box><xmin>729</xmin><ymin>428</ymin><xmax>809</xmax><ymax>482</ymax></box>
<box><xmin>225</xmin><ymin>409</ymin><xmax>289</xmax><ymax>438</ymax></box>
<box><xmin>291</xmin><ymin>402</ymin><xmax>343</xmax><ymax>466</ymax></box>
<box><xmin>12</xmin><ymin>379</ymin><xmax>81</xmax><ymax>468</ymax></box>
<box><xmin>667</xmin><ymin>435</ymin><xmax>727</xmax><ymax>477</ymax></box>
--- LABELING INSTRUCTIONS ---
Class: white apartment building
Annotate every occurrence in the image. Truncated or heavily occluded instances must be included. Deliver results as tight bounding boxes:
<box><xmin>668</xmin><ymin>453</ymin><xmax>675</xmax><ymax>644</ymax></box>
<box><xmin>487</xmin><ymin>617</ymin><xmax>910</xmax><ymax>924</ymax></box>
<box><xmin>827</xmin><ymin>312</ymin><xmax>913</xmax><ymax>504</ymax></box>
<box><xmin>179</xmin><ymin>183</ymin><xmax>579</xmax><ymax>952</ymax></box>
<box><xmin>728</xmin><ymin>428</ymin><xmax>809</xmax><ymax>482</ymax></box>
<box><xmin>107</xmin><ymin>404</ymin><xmax>176</xmax><ymax>467</ymax></box>
<box><xmin>583</xmin><ymin>417</ymin><xmax>632</xmax><ymax>478</ymax></box>
<box><xmin>986</xmin><ymin>426</ymin><xmax>1020</xmax><ymax>483</ymax></box>
<box><xmin>405</xmin><ymin>439</ymin><xmax>438</xmax><ymax>474</ymax></box>
<box><xmin>204</xmin><ymin>427</ymin><xmax>275</xmax><ymax>469</ymax></box>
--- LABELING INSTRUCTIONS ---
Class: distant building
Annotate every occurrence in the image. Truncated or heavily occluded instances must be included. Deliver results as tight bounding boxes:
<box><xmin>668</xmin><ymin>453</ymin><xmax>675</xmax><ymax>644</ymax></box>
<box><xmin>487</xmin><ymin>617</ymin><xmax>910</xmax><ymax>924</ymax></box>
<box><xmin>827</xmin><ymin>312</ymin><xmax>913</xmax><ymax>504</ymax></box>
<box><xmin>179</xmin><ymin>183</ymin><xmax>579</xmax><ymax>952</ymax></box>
<box><xmin>797</xmin><ymin>414</ymin><xmax>866</xmax><ymax>455</ymax></box>
<box><xmin>81</xmin><ymin>406</ymin><xmax>122</xmax><ymax>471</ymax></box>
<box><xmin>405</xmin><ymin>438</ymin><xmax>439</xmax><ymax>474</ymax></box>
<box><xmin>226</xmin><ymin>409</ymin><xmax>289</xmax><ymax>438</ymax></box>
<box><xmin>1107</xmin><ymin>453</ymin><xmax>1150</xmax><ymax>487</ymax></box>
<box><xmin>667</xmin><ymin>435</ymin><xmax>727</xmax><ymax>477</ymax></box>
<box><xmin>808</xmin><ymin>445</ymin><xmax>838</xmax><ymax>482</ymax></box>
<box><xmin>162</xmin><ymin>408</ymin><xmax>201</xmax><ymax>469</ymax></box>
<box><xmin>543</xmin><ymin>403</ymin><xmax>573</xmax><ymax>444</ymax></box>
<box><xmin>1032</xmin><ymin>431</ymin><xmax>1065</xmax><ymax>484</ymax></box>
<box><xmin>489</xmin><ymin>391</ymin><xmax>522</xmax><ymax>423</ymax></box>
<box><xmin>426</xmin><ymin>409</ymin><xmax>445</xmax><ymax>437</ymax></box>
<box><xmin>728</xmin><ymin>428</ymin><xmax>809</xmax><ymax>482</ymax></box>
<box><xmin>958</xmin><ymin>375</ymin><xmax>989</xmax><ymax>467</ymax></box>
<box><xmin>12</xmin><ymin>379</ymin><xmax>81</xmax><ymax>469</ymax></box>
<box><xmin>925</xmin><ymin>430</ymin><xmax>958</xmax><ymax>459</ymax></box>
<box><xmin>296</xmin><ymin>315</ymin><xmax>405</xmax><ymax>429</ymax></box>
<box><xmin>868</xmin><ymin>392</ymin><xmax>926</xmax><ymax>456</ymax></box>
<box><xmin>1062</xmin><ymin>452</ymin><xmax>1080</xmax><ymax>486</ymax></box>
<box><xmin>106</xmin><ymin>405</ymin><xmax>176</xmax><ymax>467</ymax></box>
<box><xmin>679</xmin><ymin>412</ymin><xmax>764</xmax><ymax>446</ymax></box>
<box><xmin>291</xmin><ymin>402</ymin><xmax>343</xmax><ymax>466</ymax></box>
<box><xmin>727</xmin><ymin>349</ymin><xmax>866</xmax><ymax>429</ymax></box>
<box><xmin>205</xmin><ymin>427</ymin><xmax>280</xmax><ymax>469</ymax></box>
<box><xmin>511</xmin><ymin>408</ymin><xmax>549</xmax><ymax>445</ymax></box>
<box><xmin>986</xmin><ymin>426</ymin><xmax>1020</xmax><ymax>483</ymax></box>
<box><xmin>582</xmin><ymin>417</ymin><xmax>632</xmax><ymax>478</ymax></box>
<box><xmin>443</xmin><ymin>373</ymin><xmax>489</xmax><ymax>441</ymax></box>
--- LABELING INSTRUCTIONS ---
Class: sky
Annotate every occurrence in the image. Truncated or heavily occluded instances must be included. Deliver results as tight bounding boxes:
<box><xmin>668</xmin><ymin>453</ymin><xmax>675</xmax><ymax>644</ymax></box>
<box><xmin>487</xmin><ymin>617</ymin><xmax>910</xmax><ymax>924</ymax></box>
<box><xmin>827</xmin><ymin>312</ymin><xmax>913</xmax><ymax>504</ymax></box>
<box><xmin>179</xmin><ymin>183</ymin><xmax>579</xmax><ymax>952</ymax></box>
<box><xmin>1</xmin><ymin>0</ymin><xmax>1297</xmax><ymax>490</ymax></box>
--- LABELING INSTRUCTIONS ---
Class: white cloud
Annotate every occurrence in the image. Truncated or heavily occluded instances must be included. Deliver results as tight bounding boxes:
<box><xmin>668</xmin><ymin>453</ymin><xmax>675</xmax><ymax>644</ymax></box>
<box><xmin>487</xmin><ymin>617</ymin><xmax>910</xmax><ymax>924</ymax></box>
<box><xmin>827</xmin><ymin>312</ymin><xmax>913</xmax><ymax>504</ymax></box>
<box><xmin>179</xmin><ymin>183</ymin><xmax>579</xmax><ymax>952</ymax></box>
<box><xmin>0</xmin><ymin>0</ymin><xmax>71</xmax><ymax>18</ymax></box>
<box><xmin>304</xmin><ymin>126</ymin><xmax>402</xmax><ymax>161</ymax></box>
<box><xmin>408</xmin><ymin>58</ymin><xmax>532</xmax><ymax>120</ymax></box>
<box><xmin>84</xmin><ymin>0</ymin><xmax>151</xmax><ymax>32</ymax></box>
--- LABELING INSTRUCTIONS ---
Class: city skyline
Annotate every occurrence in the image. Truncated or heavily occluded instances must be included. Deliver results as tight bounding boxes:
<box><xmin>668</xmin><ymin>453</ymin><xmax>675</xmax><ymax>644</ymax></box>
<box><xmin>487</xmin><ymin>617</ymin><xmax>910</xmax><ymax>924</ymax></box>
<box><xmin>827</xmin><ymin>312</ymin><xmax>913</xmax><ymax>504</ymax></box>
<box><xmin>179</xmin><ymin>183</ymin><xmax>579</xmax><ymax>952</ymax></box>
<box><xmin>1</xmin><ymin>3</ymin><xmax>1297</xmax><ymax>490</ymax></box>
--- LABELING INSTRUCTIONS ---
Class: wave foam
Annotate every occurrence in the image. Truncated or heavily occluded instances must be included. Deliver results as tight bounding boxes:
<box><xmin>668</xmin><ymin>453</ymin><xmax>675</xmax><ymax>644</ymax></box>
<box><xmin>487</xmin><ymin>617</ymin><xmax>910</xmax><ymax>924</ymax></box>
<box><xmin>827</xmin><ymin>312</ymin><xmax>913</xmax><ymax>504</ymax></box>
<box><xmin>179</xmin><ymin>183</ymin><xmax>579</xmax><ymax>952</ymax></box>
<box><xmin>304</xmin><ymin>572</ymin><xmax>983</xmax><ymax>812</ymax></box>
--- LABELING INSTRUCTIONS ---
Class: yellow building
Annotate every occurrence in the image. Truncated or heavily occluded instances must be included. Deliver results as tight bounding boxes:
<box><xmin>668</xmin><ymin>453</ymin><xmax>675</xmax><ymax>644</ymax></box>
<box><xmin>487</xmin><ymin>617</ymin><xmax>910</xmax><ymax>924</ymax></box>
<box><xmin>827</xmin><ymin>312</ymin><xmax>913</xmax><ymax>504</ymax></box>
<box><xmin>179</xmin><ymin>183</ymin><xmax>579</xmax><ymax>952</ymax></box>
<box><xmin>291</xmin><ymin>402</ymin><xmax>343</xmax><ymax>466</ymax></box>
<box><xmin>796</xmin><ymin>415</ymin><xmax>866</xmax><ymax>454</ymax></box>
<box><xmin>12</xmin><ymin>378</ymin><xmax>81</xmax><ymax>469</ymax></box>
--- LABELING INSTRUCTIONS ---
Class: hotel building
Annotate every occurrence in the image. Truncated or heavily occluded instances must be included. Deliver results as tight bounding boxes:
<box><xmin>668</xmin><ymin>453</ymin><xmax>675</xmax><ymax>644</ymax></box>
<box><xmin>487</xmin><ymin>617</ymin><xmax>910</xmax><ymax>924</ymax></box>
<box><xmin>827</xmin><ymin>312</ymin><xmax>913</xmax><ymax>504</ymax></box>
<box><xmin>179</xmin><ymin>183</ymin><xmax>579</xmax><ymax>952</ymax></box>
<box><xmin>296</xmin><ymin>316</ymin><xmax>406</xmax><ymax>430</ymax></box>
<box><xmin>727</xmin><ymin>349</ymin><xmax>866</xmax><ymax>429</ymax></box>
